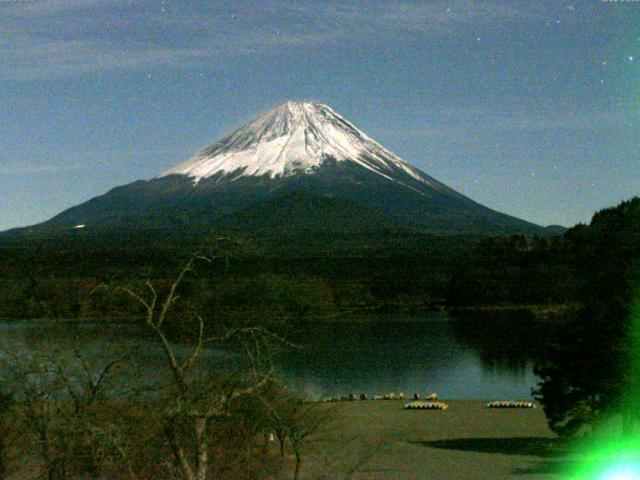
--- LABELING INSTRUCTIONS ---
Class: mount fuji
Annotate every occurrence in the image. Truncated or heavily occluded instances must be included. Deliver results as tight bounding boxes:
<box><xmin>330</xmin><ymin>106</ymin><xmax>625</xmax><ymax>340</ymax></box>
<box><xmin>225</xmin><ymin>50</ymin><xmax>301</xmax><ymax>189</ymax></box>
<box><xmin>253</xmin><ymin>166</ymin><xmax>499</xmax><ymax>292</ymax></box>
<box><xmin>13</xmin><ymin>101</ymin><xmax>549</xmax><ymax>239</ymax></box>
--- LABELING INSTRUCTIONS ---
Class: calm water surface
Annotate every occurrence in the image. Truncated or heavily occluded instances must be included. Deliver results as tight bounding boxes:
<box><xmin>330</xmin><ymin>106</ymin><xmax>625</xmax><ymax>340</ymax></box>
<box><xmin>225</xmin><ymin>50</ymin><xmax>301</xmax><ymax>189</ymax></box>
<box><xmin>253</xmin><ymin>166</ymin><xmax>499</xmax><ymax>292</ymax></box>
<box><xmin>0</xmin><ymin>312</ymin><xmax>553</xmax><ymax>400</ymax></box>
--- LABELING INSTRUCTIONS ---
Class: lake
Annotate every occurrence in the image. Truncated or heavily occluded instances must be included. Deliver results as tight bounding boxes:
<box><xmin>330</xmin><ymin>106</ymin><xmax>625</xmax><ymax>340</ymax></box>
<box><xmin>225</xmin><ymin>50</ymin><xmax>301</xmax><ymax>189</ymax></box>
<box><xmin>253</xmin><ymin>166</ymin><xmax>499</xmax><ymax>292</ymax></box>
<box><xmin>0</xmin><ymin>311</ymin><xmax>554</xmax><ymax>400</ymax></box>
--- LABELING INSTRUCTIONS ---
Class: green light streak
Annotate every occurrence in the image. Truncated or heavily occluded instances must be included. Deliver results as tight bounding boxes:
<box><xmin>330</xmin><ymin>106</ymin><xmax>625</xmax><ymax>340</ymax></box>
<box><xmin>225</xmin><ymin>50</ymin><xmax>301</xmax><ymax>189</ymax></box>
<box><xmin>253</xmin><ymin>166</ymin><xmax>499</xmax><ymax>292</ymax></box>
<box><xmin>566</xmin><ymin>436</ymin><xmax>640</xmax><ymax>479</ymax></box>
<box><xmin>566</xmin><ymin>290</ymin><xmax>640</xmax><ymax>478</ymax></box>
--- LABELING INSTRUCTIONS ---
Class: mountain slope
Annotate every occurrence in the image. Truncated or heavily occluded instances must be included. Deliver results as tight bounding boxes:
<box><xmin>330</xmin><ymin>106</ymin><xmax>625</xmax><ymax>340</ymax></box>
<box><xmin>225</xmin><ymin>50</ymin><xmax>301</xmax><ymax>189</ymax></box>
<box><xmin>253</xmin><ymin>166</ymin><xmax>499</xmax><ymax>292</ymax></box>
<box><xmin>7</xmin><ymin>100</ymin><xmax>548</xmax><ymax>238</ymax></box>
<box><xmin>216</xmin><ymin>190</ymin><xmax>406</xmax><ymax>237</ymax></box>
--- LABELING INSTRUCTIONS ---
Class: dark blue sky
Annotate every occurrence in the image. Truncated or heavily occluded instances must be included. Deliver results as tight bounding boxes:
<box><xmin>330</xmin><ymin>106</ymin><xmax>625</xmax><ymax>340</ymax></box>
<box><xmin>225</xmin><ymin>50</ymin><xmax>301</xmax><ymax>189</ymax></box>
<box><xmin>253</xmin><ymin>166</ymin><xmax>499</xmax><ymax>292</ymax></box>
<box><xmin>1</xmin><ymin>0</ymin><xmax>638</xmax><ymax>231</ymax></box>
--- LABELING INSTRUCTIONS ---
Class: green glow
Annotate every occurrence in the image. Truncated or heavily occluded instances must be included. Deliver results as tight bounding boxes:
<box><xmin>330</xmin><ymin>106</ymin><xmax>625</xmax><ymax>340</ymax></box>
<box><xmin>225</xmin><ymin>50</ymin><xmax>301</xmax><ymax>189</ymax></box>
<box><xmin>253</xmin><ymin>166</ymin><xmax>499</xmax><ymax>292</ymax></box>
<box><xmin>566</xmin><ymin>293</ymin><xmax>640</xmax><ymax>479</ymax></box>
<box><xmin>566</xmin><ymin>437</ymin><xmax>640</xmax><ymax>479</ymax></box>
<box><xmin>628</xmin><ymin>298</ymin><xmax>640</xmax><ymax>400</ymax></box>
<box><xmin>600</xmin><ymin>464</ymin><xmax>640</xmax><ymax>480</ymax></box>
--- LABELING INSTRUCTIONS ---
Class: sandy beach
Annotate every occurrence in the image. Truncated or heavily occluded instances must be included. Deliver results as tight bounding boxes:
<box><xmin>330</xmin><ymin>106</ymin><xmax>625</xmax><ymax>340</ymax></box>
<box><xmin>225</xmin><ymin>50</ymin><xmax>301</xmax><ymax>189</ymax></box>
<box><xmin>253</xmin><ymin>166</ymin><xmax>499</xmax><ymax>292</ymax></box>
<box><xmin>296</xmin><ymin>400</ymin><xmax>564</xmax><ymax>480</ymax></box>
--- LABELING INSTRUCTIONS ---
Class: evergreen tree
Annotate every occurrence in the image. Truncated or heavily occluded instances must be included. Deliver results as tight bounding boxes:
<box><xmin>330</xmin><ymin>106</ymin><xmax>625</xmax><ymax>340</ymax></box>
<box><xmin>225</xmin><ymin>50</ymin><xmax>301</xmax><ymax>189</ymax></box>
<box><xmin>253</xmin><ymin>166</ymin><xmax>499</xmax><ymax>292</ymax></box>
<box><xmin>534</xmin><ymin>198</ymin><xmax>640</xmax><ymax>436</ymax></box>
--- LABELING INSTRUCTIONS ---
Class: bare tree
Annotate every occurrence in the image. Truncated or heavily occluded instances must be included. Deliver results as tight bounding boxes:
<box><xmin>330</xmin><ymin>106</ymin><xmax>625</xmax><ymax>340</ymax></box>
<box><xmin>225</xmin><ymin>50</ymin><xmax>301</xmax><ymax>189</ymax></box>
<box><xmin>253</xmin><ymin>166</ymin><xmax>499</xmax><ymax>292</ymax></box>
<box><xmin>0</xmin><ymin>244</ymin><xmax>304</xmax><ymax>480</ymax></box>
<box><xmin>0</xmin><ymin>392</ymin><xmax>13</xmax><ymax>480</ymax></box>
<box><xmin>255</xmin><ymin>383</ymin><xmax>335</xmax><ymax>480</ymax></box>
<box><xmin>119</xmin><ymin>250</ymin><xmax>286</xmax><ymax>480</ymax></box>
<box><xmin>0</xmin><ymin>343</ymin><xmax>128</xmax><ymax>480</ymax></box>
<box><xmin>0</xmin><ymin>350</ymin><xmax>63</xmax><ymax>480</ymax></box>
<box><xmin>285</xmin><ymin>403</ymin><xmax>332</xmax><ymax>480</ymax></box>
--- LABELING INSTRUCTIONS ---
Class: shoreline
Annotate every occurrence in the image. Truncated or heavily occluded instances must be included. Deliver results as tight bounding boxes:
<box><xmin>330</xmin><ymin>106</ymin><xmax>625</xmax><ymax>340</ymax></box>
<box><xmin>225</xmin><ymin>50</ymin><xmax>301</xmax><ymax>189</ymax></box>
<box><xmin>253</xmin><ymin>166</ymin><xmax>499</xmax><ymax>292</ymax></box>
<box><xmin>302</xmin><ymin>399</ymin><xmax>563</xmax><ymax>479</ymax></box>
<box><xmin>0</xmin><ymin>303</ymin><xmax>578</xmax><ymax>325</ymax></box>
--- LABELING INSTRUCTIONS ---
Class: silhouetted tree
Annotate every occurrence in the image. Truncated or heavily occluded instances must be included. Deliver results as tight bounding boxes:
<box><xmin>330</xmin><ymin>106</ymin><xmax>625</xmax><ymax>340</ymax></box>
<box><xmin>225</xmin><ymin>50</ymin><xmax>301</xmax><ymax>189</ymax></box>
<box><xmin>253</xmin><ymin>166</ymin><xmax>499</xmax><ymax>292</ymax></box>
<box><xmin>534</xmin><ymin>198</ymin><xmax>640</xmax><ymax>437</ymax></box>
<box><xmin>119</xmin><ymin>247</ymin><xmax>290</xmax><ymax>480</ymax></box>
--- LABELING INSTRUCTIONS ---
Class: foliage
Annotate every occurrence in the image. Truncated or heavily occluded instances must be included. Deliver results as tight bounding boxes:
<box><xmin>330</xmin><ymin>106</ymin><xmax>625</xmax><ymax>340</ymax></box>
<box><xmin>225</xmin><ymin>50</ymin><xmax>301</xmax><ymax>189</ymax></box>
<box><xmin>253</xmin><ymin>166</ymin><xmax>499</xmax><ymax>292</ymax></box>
<box><xmin>0</xmin><ymin>232</ymin><xmax>475</xmax><ymax>321</ymax></box>
<box><xmin>446</xmin><ymin>234</ymin><xmax>581</xmax><ymax>307</ymax></box>
<box><xmin>444</xmin><ymin>197</ymin><xmax>640</xmax><ymax>436</ymax></box>
<box><xmin>533</xmin><ymin>198</ymin><xmax>640</xmax><ymax>436</ymax></box>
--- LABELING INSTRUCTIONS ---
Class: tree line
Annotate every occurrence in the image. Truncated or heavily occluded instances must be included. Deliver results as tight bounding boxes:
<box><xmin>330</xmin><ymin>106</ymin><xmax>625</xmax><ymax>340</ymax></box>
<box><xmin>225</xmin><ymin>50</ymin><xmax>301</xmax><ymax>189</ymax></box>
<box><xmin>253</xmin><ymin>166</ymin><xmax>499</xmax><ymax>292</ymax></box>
<box><xmin>0</xmin><ymin>234</ymin><xmax>474</xmax><ymax>322</ymax></box>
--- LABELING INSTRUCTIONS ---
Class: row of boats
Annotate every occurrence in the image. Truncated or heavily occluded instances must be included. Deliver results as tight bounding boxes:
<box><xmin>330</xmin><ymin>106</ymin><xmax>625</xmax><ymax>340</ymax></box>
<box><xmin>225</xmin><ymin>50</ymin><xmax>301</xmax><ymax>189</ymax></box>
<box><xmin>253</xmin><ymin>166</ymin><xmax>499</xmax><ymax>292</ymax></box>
<box><xmin>319</xmin><ymin>393</ymin><xmax>536</xmax><ymax>410</ymax></box>
<box><xmin>485</xmin><ymin>400</ymin><xmax>536</xmax><ymax>409</ymax></box>
<box><xmin>403</xmin><ymin>400</ymin><xmax>536</xmax><ymax>410</ymax></box>
<box><xmin>321</xmin><ymin>392</ymin><xmax>439</xmax><ymax>402</ymax></box>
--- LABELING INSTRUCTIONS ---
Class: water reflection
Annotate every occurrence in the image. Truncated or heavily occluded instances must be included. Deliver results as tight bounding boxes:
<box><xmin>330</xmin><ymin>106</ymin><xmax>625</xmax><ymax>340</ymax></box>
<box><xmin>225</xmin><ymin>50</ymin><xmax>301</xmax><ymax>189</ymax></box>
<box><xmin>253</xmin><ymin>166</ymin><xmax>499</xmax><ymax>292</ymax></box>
<box><xmin>0</xmin><ymin>312</ymin><xmax>555</xmax><ymax>400</ymax></box>
<box><xmin>448</xmin><ymin>310</ymin><xmax>557</xmax><ymax>374</ymax></box>
<box><xmin>277</xmin><ymin>312</ymin><xmax>553</xmax><ymax>399</ymax></box>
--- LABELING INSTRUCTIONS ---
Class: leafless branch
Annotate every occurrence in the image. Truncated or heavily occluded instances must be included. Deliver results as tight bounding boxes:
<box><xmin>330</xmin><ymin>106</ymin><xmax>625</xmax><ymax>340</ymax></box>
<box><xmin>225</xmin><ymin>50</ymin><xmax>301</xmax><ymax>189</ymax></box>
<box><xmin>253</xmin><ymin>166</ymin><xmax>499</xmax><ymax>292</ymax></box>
<box><xmin>181</xmin><ymin>315</ymin><xmax>205</xmax><ymax>373</ymax></box>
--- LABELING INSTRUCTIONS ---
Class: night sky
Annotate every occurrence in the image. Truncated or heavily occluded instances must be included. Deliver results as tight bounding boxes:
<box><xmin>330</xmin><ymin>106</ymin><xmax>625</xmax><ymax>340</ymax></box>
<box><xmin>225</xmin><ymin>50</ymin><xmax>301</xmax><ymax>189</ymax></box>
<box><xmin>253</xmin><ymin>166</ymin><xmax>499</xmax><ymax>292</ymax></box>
<box><xmin>1</xmin><ymin>0</ymin><xmax>638</xmax><ymax>231</ymax></box>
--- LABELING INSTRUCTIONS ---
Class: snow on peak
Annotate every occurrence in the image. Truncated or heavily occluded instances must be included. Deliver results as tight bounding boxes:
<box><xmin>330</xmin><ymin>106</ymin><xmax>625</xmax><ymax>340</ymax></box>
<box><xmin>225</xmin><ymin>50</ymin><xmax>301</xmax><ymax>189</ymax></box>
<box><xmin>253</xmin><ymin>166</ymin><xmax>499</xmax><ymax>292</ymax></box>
<box><xmin>160</xmin><ymin>100</ymin><xmax>436</xmax><ymax>188</ymax></box>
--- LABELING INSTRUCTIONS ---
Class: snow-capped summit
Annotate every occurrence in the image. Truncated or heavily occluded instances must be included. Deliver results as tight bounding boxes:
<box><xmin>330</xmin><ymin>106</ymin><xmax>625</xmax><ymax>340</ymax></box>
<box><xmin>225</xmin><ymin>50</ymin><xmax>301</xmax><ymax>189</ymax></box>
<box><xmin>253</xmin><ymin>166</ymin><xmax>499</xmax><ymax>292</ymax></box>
<box><xmin>161</xmin><ymin>100</ymin><xmax>447</xmax><ymax>193</ymax></box>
